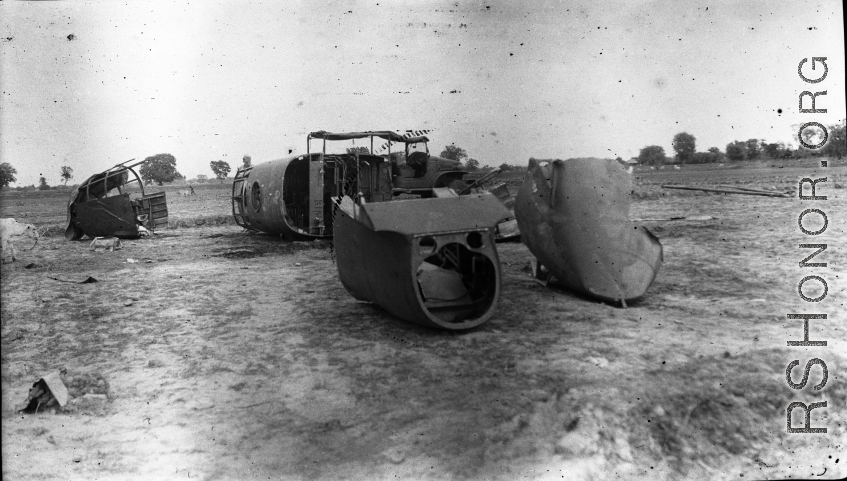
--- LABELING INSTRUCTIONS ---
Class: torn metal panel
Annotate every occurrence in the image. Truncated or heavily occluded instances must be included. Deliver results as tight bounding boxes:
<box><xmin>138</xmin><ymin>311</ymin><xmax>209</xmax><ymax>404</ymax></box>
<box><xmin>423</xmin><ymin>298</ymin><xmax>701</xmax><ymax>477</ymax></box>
<box><xmin>333</xmin><ymin>193</ymin><xmax>510</xmax><ymax>330</ymax></box>
<box><xmin>514</xmin><ymin>158</ymin><xmax>662</xmax><ymax>302</ymax></box>
<box><xmin>66</xmin><ymin>159</ymin><xmax>169</xmax><ymax>240</ymax></box>
<box><xmin>487</xmin><ymin>183</ymin><xmax>520</xmax><ymax>241</ymax></box>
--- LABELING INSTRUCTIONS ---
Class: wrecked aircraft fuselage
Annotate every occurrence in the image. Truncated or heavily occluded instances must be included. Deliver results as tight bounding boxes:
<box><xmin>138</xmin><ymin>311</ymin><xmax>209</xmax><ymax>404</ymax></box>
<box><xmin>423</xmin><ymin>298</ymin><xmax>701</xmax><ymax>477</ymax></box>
<box><xmin>333</xmin><ymin>193</ymin><xmax>511</xmax><ymax>330</ymax></box>
<box><xmin>232</xmin><ymin>131</ymin><xmax>470</xmax><ymax>240</ymax></box>
<box><xmin>515</xmin><ymin>158</ymin><xmax>663</xmax><ymax>302</ymax></box>
<box><xmin>66</xmin><ymin>159</ymin><xmax>168</xmax><ymax>240</ymax></box>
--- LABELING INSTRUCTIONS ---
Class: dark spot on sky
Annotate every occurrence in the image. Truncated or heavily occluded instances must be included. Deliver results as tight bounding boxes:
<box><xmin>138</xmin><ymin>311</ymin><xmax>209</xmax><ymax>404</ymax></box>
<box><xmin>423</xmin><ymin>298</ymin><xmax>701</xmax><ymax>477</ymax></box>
<box><xmin>778</xmin><ymin>108</ymin><xmax>783</xmax><ymax>114</ymax></box>
<box><xmin>67</xmin><ymin>34</ymin><xmax>75</xmax><ymax>41</ymax></box>
<box><xmin>808</xmin><ymin>27</ymin><xmax>817</xmax><ymax>30</ymax></box>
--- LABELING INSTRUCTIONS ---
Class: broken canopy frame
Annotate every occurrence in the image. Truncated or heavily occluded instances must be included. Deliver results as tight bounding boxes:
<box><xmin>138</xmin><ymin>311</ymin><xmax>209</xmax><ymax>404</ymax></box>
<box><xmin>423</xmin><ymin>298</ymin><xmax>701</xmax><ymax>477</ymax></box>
<box><xmin>333</xmin><ymin>192</ymin><xmax>511</xmax><ymax>330</ymax></box>
<box><xmin>514</xmin><ymin>158</ymin><xmax>663</xmax><ymax>302</ymax></box>
<box><xmin>65</xmin><ymin>159</ymin><xmax>168</xmax><ymax>240</ymax></box>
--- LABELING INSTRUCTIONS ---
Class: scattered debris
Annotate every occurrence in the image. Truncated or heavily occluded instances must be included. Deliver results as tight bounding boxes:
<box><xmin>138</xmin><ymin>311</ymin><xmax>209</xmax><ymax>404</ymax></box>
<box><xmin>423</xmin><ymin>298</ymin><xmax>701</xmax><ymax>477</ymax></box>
<box><xmin>47</xmin><ymin>275</ymin><xmax>99</xmax><ymax>284</ymax></box>
<box><xmin>631</xmin><ymin>215</ymin><xmax>715</xmax><ymax>222</ymax></box>
<box><xmin>515</xmin><ymin>158</ymin><xmax>663</xmax><ymax>302</ymax></box>
<box><xmin>486</xmin><ymin>182</ymin><xmax>521</xmax><ymax>241</ymax></box>
<box><xmin>661</xmin><ymin>184</ymin><xmax>791</xmax><ymax>197</ymax></box>
<box><xmin>19</xmin><ymin>371</ymin><xmax>69</xmax><ymax>414</ymax></box>
<box><xmin>212</xmin><ymin>248</ymin><xmax>262</xmax><ymax>259</ymax></box>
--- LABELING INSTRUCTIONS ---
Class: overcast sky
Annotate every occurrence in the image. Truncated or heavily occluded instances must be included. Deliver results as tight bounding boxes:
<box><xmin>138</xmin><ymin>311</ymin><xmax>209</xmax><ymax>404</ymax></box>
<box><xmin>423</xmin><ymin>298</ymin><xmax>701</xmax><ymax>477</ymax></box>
<box><xmin>1</xmin><ymin>0</ymin><xmax>844</xmax><ymax>186</ymax></box>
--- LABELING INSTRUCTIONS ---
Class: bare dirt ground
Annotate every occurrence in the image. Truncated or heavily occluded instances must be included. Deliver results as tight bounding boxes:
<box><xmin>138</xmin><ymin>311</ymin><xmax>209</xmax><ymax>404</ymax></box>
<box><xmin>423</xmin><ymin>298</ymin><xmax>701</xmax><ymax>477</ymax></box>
<box><xmin>2</xmin><ymin>161</ymin><xmax>845</xmax><ymax>480</ymax></box>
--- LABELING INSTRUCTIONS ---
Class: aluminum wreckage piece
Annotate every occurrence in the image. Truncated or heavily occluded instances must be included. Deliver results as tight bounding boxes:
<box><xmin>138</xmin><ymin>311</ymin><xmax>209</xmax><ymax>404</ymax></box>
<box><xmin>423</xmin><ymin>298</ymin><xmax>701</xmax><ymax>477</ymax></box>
<box><xmin>231</xmin><ymin>131</ymin><xmax>469</xmax><ymax>240</ymax></box>
<box><xmin>65</xmin><ymin>159</ymin><xmax>168</xmax><ymax>240</ymax></box>
<box><xmin>334</xmin><ymin>192</ymin><xmax>511</xmax><ymax>330</ymax></box>
<box><xmin>514</xmin><ymin>158</ymin><xmax>662</xmax><ymax>302</ymax></box>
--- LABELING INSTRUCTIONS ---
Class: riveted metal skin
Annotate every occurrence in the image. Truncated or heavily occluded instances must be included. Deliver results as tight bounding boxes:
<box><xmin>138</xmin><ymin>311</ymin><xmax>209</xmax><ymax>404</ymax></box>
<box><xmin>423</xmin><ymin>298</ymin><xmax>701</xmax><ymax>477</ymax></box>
<box><xmin>514</xmin><ymin>158</ymin><xmax>663</xmax><ymax>302</ymax></box>
<box><xmin>233</xmin><ymin>153</ymin><xmax>397</xmax><ymax>240</ymax></box>
<box><xmin>233</xmin><ymin>156</ymin><xmax>310</xmax><ymax>240</ymax></box>
<box><xmin>333</xmin><ymin>193</ymin><xmax>510</xmax><ymax>330</ymax></box>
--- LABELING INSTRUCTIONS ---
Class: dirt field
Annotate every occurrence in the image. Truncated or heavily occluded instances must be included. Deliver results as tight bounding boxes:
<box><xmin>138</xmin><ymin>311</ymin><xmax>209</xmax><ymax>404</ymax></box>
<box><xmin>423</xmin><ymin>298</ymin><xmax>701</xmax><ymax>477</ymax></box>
<box><xmin>2</xmin><ymin>160</ymin><xmax>845</xmax><ymax>480</ymax></box>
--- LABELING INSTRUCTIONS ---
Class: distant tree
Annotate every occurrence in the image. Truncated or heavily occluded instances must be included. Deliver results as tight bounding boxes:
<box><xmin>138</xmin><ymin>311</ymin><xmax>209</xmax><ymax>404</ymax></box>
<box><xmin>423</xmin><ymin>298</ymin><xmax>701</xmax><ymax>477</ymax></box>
<box><xmin>440</xmin><ymin>145</ymin><xmax>468</xmax><ymax>162</ymax></box>
<box><xmin>821</xmin><ymin>119</ymin><xmax>846</xmax><ymax>159</ymax></box>
<box><xmin>346</xmin><ymin>146</ymin><xmax>370</xmax><ymax>155</ymax></box>
<box><xmin>38</xmin><ymin>176</ymin><xmax>50</xmax><ymax>190</ymax></box>
<box><xmin>638</xmin><ymin>145</ymin><xmax>666</xmax><ymax>165</ymax></box>
<box><xmin>745</xmin><ymin>139</ymin><xmax>762</xmax><ymax>160</ymax></box>
<box><xmin>140</xmin><ymin>153</ymin><xmax>182</xmax><ymax>186</ymax></box>
<box><xmin>210</xmin><ymin>160</ymin><xmax>232</xmax><ymax>182</ymax></box>
<box><xmin>498</xmin><ymin>163</ymin><xmax>512</xmax><ymax>171</ymax></box>
<box><xmin>725</xmin><ymin>141</ymin><xmax>747</xmax><ymax>161</ymax></box>
<box><xmin>242</xmin><ymin>154</ymin><xmax>252</xmax><ymax>168</ymax></box>
<box><xmin>60</xmin><ymin>165</ymin><xmax>74</xmax><ymax>185</ymax></box>
<box><xmin>672</xmin><ymin>132</ymin><xmax>696</xmax><ymax>164</ymax></box>
<box><xmin>0</xmin><ymin>162</ymin><xmax>17</xmax><ymax>188</ymax></box>
<box><xmin>465</xmin><ymin>158</ymin><xmax>480</xmax><ymax>171</ymax></box>
<box><xmin>196</xmin><ymin>174</ymin><xmax>209</xmax><ymax>183</ymax></box>
<box><xmin>762</xmin><ymin>142</ymin><xmax>782</xmax><ymax>159</ymax></box>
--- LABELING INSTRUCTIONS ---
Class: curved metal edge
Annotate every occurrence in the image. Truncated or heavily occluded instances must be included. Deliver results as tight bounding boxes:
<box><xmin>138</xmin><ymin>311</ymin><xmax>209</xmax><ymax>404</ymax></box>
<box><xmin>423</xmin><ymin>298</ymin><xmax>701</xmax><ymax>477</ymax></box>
<box><xmin>515</xmin><ymin>158</ymin><xmax>663</xmax><ymax>302</ymax></box>
<box><xmin>334</xmin><ymin>199</ymin><xmax>501</xmax><ymax>330</ymax></box>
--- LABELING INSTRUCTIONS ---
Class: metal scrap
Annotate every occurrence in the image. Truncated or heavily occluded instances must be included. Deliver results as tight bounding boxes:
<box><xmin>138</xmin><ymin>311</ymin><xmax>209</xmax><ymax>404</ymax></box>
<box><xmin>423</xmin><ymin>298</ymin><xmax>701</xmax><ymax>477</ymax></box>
<box><xmin>661</xmin><ymin>184</ymin><xmax>791</xmax><ymax>197</ymax></box>
<box><xmin>66</xmin><ymin>158</ymin><xmax>169</xmax><ymax>240</ymax></box>
<box><xmin>515</xmin><ymin>158</ymin><xmax>663</xmax><ymax>302</ymax></box>
<box><xmin>19</xmin><ymin>371</ymin><xmax>69</xmax><ymax>414</ymax></box>
<box><xmin>333</xmin><ymin>192</ymin><xmax>511</xmax><ymax>330</ymax></box>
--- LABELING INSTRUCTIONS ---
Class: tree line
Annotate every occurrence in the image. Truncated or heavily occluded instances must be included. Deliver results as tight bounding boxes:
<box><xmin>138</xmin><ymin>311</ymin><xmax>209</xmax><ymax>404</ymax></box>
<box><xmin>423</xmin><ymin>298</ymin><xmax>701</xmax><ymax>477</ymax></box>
<box><xmin>3</xmin><ymin>121</ymin><xmax>842</xmax><ymax>189</ymax></box>
<box><xmin>638</xmin><ymin>119</ymin><xmax>845</xmax><ymax>166</ymax></box>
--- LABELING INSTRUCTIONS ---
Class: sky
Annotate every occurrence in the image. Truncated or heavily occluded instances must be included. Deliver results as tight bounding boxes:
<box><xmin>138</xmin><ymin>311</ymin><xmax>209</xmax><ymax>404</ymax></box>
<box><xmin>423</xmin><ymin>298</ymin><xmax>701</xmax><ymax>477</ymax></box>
<box><xmin>1</xmin><ymin>0</ymin><xmax>844</xmax><ymax>186</ymax></box>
